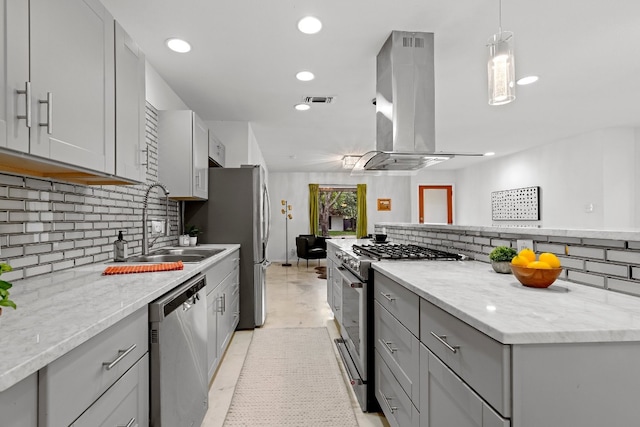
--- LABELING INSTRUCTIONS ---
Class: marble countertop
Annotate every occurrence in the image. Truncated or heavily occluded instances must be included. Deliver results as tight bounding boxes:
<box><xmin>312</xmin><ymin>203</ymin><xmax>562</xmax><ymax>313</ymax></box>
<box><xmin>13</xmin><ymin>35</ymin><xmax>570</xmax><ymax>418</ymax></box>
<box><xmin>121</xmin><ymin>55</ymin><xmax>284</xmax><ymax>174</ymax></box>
<box><xmin>0</xmin><ymin>244</ymin><xmax>240</xmax><ymax>392</ymax></box>
<box><xmin>373</xmin><ymin>260</ymin><xmax>640</xmax><ymax>345</ymax></box>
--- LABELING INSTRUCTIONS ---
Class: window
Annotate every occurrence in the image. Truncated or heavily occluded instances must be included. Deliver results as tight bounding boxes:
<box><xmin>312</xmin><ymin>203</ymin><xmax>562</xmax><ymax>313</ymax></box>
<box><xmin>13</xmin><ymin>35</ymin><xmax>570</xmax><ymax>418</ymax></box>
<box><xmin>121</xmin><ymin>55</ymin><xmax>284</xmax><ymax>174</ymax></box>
<box><xmin>318</xmin><ymin>187</ymin><xmax>357</xmax><ymax>238</ymax></box>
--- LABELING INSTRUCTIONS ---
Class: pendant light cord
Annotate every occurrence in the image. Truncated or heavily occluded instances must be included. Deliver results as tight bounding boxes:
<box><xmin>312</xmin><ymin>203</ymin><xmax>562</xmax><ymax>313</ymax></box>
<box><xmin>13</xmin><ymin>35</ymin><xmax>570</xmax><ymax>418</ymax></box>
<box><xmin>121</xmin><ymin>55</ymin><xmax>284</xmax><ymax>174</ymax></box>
<box><xmin>498</xmin><ymin>0</ymin><xmax>503</xmax><ymax>35</ymax></box>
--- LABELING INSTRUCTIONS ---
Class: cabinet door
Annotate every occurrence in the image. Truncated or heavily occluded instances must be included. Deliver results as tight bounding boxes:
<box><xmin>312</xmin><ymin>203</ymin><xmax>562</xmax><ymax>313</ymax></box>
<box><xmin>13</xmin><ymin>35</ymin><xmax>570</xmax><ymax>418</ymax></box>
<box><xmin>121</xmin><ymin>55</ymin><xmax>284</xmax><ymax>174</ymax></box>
<box><xmin>29</xmin><ymin>0</ymin><xmax>115</xmax><ymax>173</ymax></box>
<box><xmin>114</xmin><ymin>21</ymin><xmax>146</xmax><ymax>183</ymax></box>
<box><xmin>207</xmin><ymin>288</ymin><xmax>219</xmax><ymax>382</ymax></box>
<box><xmin>70</xmin><ymin>353</ymin><xmax>149</xmax><ymax>427</ymax></box>
<box><xmin>0</xmin><ymin>373</ymin><xmax>38</xmax><ymax>427</ymax></box>
<box><xmin>193</xmin><ymin>114</ymin><xmax>208</xmax><ymax>199</ymax></box>
<box><xmin>420</xmin><ymin>345</ymin><xmax>509</xmax><ymax>427</ymax></box>
<box><xmin>0</xmin><ymin>0</ymin><xmax>30</xmax><ymax>152</ymax></box>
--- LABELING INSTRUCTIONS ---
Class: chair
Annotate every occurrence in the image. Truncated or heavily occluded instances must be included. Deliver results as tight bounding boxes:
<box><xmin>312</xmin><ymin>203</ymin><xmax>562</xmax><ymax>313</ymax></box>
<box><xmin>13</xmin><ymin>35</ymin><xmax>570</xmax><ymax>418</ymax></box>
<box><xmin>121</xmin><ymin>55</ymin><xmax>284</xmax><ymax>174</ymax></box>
<box><xmin>296</xmin><ymin>234</ymin><xmax>327</xmax><ymax>267</ymax></box>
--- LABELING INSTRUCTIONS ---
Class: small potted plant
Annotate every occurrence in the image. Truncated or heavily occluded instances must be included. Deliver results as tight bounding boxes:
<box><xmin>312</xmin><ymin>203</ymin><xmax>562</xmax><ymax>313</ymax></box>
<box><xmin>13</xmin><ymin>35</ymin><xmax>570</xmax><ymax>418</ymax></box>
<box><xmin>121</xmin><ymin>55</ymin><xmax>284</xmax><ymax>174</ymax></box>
<box><xmin>187</xmin><ymin>225</ymin><xmax>202</xmax><ymax>246</ymax></box>
<box><xmin>489</xmin><ymin>246</ymin><xmax>517</xmax><ymax>274</ymax></box>
<box><xmin>0</xmin><ymin>262</ymin><xmax>16</xmax><ymax>316</ymax></box>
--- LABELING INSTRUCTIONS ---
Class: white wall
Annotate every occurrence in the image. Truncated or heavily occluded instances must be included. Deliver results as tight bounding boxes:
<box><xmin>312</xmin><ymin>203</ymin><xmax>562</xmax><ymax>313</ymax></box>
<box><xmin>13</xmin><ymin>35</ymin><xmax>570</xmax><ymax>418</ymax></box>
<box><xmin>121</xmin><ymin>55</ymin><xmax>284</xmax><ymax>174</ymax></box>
<box><xmin>454</xmin><ymin>127</ymin><xmax>640</xmax><ymax>230</ymax></box>
<box><xmin>267</xmin><ymin>172</ymin><xmax>412</xmax><ymax>262</ymax></box>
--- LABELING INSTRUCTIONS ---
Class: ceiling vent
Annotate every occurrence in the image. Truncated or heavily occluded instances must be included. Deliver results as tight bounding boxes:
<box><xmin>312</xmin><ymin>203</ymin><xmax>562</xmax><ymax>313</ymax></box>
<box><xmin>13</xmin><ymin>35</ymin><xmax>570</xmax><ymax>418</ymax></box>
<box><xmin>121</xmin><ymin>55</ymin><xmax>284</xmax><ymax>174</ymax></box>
<box><xmin>303</xmin><ymin>96</ymin><xmax>334</xmax><ymax>104</ymax></box>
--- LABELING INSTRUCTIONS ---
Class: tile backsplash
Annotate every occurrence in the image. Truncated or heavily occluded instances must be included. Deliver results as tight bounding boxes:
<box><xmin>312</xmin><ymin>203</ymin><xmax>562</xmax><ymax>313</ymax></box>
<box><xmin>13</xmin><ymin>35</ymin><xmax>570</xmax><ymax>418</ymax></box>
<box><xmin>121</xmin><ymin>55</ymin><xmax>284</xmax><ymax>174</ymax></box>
<box><xmin>377</xmin><ymin>224</ymin><xmax>640</xmax><ymax>298</ymax></box>
<box><xmin>0</xmin><ymin>102</ymin><xmax>179</xmax><ymax>282</ymax></box>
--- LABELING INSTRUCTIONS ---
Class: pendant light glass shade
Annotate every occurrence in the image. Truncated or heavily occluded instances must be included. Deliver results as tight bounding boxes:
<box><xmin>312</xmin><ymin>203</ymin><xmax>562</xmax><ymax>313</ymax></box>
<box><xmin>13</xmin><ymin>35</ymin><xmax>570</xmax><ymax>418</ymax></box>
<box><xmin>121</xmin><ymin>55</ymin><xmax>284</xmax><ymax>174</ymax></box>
<box><xmin>487</xmin><ymin>31</ymin><xmax>515</xmax><ymax>105</ymax></box>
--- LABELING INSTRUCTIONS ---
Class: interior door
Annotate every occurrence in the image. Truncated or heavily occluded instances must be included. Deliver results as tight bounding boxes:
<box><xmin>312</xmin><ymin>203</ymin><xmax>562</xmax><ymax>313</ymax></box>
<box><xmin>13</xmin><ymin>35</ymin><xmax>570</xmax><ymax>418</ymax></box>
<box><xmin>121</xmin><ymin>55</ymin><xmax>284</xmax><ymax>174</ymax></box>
<box><xmin>419</xmin><ymin>185</ymin><xmax>453</xmax><ymax>224</ymax></box>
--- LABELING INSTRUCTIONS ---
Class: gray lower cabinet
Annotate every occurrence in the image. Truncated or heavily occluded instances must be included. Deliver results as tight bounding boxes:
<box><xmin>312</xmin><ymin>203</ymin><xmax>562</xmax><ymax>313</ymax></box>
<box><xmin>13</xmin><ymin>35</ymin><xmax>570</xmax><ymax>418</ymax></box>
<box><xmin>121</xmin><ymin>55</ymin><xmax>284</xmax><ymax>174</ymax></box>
<box><xmin>0</xmin><ymin>373</ymin><xmax>37</xmax><ymax>427</ymax></box>
<box><xmin>204</xmin><ymin>249</ymin><xmax>240</xmax><ymax>382</ymax></box>
<box><xmin>70</xmin><ymin>353</ymin><xmax>148</xmax><ymax>427</ymax></box>
<box><xmin>39</xmin><ymin>307</ymin><xmax>148</xmax><ymax>426</ymax></box>
<box><xmin>420</xmin><ymin>346</ymin><xmax>508</xmax><ymax>427</ymax></box>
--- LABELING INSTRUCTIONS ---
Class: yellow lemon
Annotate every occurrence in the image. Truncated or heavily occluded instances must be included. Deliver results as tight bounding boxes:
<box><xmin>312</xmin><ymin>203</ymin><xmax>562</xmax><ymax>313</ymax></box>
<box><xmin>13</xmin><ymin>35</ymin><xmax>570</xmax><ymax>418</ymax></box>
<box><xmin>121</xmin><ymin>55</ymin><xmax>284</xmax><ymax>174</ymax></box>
<box><xmin>511</xmin><ymin>255</ymin><xmax>529</xmax><ymax>266</ymax></box>
<box><xmin>539</xmin><ymin>252</ymin><xmax>561</xmax><ymax>268</ymax></box>
<box><xmin>518</xmin><ymin>248</ymin><xmax>536</xmax><ymax>263</ymax></box>
<box><xmin>527</xmin><ymin>260</ymin><xmax>551</xmax><ymax>269</ymax></box>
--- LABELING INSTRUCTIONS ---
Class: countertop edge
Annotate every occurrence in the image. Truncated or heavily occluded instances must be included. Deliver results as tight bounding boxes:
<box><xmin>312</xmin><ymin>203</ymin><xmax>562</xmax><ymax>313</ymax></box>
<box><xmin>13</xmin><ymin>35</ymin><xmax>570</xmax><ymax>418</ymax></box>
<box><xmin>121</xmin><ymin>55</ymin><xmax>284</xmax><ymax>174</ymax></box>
<box><xmin>0</xmin><ymin>244</ymin><xmax>240</xmax><ymax>392</ymax></box>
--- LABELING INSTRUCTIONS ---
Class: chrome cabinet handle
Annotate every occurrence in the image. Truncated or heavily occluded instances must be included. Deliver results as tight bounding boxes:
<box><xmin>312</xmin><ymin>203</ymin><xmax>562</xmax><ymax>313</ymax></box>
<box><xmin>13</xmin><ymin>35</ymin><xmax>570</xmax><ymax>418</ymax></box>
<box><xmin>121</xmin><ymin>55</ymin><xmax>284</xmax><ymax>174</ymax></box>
<box><xmin>380</xmin><ymin>292</ymin><xmax>395</xmax><ymax>302</ymax></box>
<box><xmin>380</xmin><ymin>391</ymin><xmax>398</xmax><ymax>414</ymax></box>
<box><xmin>39</xmin><ymin>92</ymin><xmax>53</xmax><ymax>134</ymax></box>
<box><xmin>141</xmin><ymin>147</ymin><xmax>149</xmax><ymax>166</ymax></box>
<box><xmin>430</xmin><ymin>331</ymin><xmax>460</xmax><ymax>354</ymax></box>
<box><xmin>338</xmin><ymin>266</ymin><xmax>346</xmax><ymax>271</ymax></box>
<box><xmin>103</xmin><ymin>344</ymin><xmax>137</xmax><ymax>370</ymax></box>
<box><xmin>117</xmin><ymin>418</ymin><xmax>136</xmax><ymax>427</ymax></box>
<box><xmin>16</xmin><ymin>81</ymin><xmax>31</xmax><ymax>127</ymax></box>
<box><xmin>350</xmin><ymin>282</ymin><xmax>363</xmax><ymax>288</ymax></box>
<box><xmin>382</xmin><ymin>340</ymin><xmax>398</xmax><ymax>354</ymax></box>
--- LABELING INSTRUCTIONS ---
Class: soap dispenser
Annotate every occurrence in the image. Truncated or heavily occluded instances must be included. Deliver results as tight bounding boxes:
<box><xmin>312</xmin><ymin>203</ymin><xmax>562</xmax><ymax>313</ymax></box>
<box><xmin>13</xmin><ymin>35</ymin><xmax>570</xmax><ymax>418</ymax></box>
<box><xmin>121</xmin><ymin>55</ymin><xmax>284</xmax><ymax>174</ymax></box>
<box><xmin>113</xmin><ymin>231</ymin><xmax>128</xmax><ymax>262</ymax></box>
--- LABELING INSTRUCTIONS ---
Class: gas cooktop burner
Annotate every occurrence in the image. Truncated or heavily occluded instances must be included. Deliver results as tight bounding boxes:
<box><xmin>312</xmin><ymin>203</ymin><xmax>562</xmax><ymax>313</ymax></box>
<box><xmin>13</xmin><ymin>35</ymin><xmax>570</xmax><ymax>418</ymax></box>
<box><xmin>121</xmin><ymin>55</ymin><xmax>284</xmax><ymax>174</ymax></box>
<box><xmin>352</xmin><ymin>243</ymin><xmax>462</xmax><ymax>261</ymax></box>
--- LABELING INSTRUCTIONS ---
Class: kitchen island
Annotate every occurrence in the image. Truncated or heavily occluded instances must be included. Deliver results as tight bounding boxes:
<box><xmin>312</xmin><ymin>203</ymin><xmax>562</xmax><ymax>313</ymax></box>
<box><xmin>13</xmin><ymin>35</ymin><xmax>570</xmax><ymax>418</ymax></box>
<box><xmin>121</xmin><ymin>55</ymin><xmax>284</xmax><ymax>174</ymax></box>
<box><xmin>0</xmin><ymin>243</ymin><xmax>239</xmax><ymax>392</ymax></box>
<box><xmin>371</xmin><ymin>259</ymin><xmax>640</xmax><ymax>427</ymax></box>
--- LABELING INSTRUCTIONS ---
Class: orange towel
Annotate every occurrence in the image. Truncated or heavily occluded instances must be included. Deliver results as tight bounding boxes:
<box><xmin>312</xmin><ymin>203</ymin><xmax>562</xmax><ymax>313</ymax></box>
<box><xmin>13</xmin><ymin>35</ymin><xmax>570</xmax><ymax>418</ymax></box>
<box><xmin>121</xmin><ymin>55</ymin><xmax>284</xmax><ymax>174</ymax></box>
<box><xmin>103</xmin><ymin>261</ymin><xmax>184</xmax><ymax>275</ymax></box>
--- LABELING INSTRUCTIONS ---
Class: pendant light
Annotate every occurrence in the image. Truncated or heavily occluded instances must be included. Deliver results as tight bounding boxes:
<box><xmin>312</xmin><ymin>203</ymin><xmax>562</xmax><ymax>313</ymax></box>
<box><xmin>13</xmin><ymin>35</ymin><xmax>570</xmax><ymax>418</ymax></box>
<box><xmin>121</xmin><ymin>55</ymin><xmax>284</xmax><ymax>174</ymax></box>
<box><xmin>487</xmin><ymin>0</ymin><xmax>515</xmax><ymax>106</ymax></box>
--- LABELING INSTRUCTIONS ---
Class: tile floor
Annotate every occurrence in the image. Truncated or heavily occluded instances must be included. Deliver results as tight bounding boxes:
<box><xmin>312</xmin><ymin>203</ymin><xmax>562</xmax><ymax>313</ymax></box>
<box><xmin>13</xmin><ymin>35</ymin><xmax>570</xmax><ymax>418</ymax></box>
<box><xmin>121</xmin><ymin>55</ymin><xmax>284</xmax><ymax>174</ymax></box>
<box><xmin>201</xmin><ymin>261</ymin><xmax>389</xmax><ymax>427</ymax></box>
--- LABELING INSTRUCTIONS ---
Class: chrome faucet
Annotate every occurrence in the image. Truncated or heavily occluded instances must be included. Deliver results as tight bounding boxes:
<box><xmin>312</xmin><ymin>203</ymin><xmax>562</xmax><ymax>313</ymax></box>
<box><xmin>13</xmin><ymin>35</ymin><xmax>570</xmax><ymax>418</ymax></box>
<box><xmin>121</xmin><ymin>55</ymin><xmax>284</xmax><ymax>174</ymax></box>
<box><xmin>142</xmin><ymin>182</ymin><xmax>170</xmax><ymax>255</ymax></box>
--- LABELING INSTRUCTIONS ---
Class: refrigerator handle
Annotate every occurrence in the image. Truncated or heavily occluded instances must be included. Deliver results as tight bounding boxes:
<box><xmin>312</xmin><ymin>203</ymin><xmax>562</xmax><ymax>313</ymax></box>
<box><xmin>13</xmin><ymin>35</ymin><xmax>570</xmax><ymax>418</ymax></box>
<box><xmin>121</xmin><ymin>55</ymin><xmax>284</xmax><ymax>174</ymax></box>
<box><xmin>263</xmin><ymin>185</ymin><xmax>272</xmax><ymax>248</ymax></box>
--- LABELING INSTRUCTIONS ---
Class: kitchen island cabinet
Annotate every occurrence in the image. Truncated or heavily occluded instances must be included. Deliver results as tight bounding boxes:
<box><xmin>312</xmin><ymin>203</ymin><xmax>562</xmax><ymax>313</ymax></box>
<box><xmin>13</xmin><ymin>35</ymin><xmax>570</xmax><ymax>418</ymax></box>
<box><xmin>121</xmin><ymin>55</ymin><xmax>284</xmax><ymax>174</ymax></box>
<box><xmin>372</xmin><ymin>261</ymin><xmax>640</xmax><ymax>427</ymax></box>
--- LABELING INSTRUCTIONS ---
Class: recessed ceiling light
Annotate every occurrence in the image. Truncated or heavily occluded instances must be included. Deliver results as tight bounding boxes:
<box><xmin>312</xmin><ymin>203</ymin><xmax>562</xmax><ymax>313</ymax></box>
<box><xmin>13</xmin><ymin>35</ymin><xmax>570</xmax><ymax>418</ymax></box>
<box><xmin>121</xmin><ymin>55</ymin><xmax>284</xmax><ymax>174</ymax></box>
<box><xmin>296</xmin><ymin>71</ymin><xmax>315</xmax><ymax>81</ymax></box>
<box><xmin>166</xmin><ymin>38</ymin><xmax>191</xmax><ymax>53</ymax></box>
<box><xmin>517</xmin><ymin>75</ymin><xmax>539</xmax><ymax>85</ymax></box>
<box><xmin>297</xmin><ymin>16</ymin><xmax>322</xmax><ymax>34</ymax></box>
<box><xmin>294</xmin><ymin>103</ymin><xmax>310</xmax><ymax>111</ymax></box>
<box><xmin>484</xmin><ymin>152</ymin><xmax>496</xmax><ymax>156</ymax></box>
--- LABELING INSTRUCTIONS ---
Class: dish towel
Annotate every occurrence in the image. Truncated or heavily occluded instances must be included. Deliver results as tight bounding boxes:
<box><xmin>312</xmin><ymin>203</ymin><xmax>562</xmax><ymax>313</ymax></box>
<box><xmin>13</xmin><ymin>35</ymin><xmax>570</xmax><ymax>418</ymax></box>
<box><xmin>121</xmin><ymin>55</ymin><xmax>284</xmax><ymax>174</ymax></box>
<box><xmin>102</xmin><ymin>261</ymin><xmax>184</xmax><ymax>275</ymax></box>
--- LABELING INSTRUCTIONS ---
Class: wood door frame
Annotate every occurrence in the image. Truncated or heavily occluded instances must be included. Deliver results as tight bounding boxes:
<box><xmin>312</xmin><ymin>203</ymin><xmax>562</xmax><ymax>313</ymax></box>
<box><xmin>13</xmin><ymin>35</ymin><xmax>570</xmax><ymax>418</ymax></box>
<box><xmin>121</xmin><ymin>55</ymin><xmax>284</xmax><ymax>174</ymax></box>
<box><xmin>418</xmin><ymin>185</ymin><xmax>453</xmax><ymax>224</ymax></box>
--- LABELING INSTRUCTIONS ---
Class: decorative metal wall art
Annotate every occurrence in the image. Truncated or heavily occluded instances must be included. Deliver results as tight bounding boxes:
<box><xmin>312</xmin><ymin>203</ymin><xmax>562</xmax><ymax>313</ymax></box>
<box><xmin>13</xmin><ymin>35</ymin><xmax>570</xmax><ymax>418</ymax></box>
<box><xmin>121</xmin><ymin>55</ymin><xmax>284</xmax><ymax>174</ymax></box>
<box><xmin>491</xmin><ymin>186</ymin><xmax>540</xmax><ymax>220</ymax></box>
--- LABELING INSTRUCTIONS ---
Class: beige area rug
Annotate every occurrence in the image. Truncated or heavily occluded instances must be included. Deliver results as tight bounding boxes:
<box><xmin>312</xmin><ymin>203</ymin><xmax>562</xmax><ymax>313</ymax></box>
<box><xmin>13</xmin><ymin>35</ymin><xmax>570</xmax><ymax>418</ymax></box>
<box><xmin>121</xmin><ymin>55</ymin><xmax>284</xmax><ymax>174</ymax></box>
<box><xmin>223</xmin><ymin>327</ymin><xmax>358</xmax><ymax>427</ymax></box>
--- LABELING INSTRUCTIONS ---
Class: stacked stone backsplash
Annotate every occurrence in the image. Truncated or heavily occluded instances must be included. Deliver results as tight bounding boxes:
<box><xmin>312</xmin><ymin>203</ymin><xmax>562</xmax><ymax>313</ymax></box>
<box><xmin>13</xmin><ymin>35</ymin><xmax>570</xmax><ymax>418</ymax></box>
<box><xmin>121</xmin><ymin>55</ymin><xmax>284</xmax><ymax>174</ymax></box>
<box><xmin>0</xmin><ymin>102</ymin><xmax>179</xmax><ymax>282</ymax></box>
<box><xmin>376</xmin><ymin>223</ymin><xmax>640</xmax><ymax>298</ymax></box>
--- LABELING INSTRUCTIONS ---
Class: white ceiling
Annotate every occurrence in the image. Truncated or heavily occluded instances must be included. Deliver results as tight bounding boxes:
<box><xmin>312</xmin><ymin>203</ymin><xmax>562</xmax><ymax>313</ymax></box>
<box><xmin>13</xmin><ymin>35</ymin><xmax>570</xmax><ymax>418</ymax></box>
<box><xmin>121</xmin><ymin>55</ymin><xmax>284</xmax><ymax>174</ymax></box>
<box><xmin>102</xmin><ymin>0</ymin><xmax>640</xmax><ymax>173</ymax></box>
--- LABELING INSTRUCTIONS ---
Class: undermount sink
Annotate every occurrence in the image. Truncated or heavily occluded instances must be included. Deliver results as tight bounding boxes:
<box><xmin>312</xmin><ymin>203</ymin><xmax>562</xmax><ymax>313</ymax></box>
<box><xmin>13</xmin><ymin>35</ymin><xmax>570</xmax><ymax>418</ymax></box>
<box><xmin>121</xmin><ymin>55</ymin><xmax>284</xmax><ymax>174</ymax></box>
<box><xmin>124</xmin><ymin>248</ymin><xmax>225</xmax><ymax>264</ymax></box>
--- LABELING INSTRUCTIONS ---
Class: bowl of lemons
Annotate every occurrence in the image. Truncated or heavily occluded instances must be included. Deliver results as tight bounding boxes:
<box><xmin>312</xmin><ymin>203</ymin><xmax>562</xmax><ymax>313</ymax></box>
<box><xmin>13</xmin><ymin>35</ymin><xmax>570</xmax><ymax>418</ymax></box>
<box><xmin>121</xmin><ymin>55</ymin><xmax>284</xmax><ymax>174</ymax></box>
<box><xmin>510</xmin><ymin>249</ymin><xmax>563</xmax><ymax>288</ymax></box>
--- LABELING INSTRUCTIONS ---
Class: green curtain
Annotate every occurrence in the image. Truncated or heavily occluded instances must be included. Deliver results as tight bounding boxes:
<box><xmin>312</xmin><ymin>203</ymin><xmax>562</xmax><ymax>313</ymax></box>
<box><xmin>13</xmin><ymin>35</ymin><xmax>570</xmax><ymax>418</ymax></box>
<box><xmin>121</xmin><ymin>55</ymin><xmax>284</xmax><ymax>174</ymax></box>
<box><xmin>308</xmin><ymin>184</ymin><xmax>320</xmax><ymax>235</ymax></box>
<box><xmin>356</xmin><ymin>184</ymin><xmax>367</xmax><ymax>238</ymax></box>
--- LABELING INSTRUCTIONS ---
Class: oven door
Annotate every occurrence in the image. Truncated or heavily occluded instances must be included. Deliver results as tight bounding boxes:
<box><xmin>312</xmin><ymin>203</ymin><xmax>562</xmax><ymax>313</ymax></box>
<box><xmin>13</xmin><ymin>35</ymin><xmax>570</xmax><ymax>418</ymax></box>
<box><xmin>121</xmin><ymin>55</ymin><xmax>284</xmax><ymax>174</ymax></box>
<box><xmin>337</xmin><ymin>264</ymin><xmax>367</xmax><ymax>381</ymax></box>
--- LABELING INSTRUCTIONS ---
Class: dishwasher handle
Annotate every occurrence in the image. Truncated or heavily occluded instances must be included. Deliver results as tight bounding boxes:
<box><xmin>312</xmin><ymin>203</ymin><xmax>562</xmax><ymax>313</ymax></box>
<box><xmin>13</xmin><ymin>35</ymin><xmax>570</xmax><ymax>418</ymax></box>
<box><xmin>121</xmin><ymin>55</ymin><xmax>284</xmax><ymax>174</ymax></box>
<box><xmin>149</xmin><ymin>274</ymin><xmax>206</xmax><ymax>322</ymax></box>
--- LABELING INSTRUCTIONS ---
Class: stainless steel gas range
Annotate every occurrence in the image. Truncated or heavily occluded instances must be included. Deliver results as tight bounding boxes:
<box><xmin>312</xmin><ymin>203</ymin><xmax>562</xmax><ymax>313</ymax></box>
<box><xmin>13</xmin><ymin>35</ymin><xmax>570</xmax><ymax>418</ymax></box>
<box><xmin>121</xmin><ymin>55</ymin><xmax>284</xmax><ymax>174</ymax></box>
<box><xmin>334</xmin><ymin>243</ymin><xmax>462</xmax><ymax>412</ymax></box>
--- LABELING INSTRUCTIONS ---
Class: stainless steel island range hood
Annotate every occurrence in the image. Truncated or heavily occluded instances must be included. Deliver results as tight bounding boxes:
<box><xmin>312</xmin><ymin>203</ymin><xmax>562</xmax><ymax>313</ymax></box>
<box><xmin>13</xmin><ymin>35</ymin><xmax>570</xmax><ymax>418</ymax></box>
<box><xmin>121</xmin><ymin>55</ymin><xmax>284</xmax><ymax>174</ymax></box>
<box><xmin>352</xmin><ymin>31</ymin><xmax>480</xmax><ymax>173</ymax></box>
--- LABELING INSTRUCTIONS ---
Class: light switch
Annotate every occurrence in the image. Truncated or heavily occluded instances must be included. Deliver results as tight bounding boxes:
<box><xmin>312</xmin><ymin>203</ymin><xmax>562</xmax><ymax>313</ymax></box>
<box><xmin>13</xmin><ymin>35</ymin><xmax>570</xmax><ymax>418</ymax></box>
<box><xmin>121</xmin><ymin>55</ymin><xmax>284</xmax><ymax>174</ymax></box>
<box><xmin>516</xmin><ymin>239</ymin><xmax>534</xmax><ymax>253</ymax></box>
<box><xmin>151</xmin><ymin>220</ymin><xmax>164</xmax><ymax>234</ymax></box>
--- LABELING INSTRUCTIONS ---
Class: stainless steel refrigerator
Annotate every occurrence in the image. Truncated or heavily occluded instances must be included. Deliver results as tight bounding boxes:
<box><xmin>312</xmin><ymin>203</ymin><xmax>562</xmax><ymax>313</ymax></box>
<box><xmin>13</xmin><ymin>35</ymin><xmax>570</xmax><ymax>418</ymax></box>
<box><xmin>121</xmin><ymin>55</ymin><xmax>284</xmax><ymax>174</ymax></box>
<box><xmin>184</xmin><ymin>165</ymin><xmax>271</xmax><ymax>329</ymax></box>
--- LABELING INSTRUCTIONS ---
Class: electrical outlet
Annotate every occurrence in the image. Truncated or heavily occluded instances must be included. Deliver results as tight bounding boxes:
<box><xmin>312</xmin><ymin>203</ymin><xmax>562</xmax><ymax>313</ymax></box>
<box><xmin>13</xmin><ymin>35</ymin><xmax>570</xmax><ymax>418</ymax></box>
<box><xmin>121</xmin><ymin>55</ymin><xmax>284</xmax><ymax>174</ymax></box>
<box><xmin>151</xmin><ymin>220</ymin><xmax>164</xmax><ymax>234</ymax></box>
<box><xmin>516</xmin><ymin>239</ymin><xmax>534</xmax><ymax>253</ymax></box>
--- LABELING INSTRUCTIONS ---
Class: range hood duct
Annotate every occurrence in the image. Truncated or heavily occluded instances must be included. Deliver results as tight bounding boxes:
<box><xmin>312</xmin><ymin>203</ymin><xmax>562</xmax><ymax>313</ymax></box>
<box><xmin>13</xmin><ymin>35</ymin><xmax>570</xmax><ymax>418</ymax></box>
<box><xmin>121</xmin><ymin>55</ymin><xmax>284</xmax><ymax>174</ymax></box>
<box><xmin>353</xmin><ymin>31</ymin><xmax>477</xmax><ymax>173</ymax></box>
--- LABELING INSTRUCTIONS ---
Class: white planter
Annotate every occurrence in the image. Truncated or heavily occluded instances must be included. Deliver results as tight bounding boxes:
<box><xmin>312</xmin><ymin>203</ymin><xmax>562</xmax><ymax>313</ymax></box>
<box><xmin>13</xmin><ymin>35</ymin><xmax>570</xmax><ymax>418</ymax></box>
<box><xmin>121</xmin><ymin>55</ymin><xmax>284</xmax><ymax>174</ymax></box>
<box><xmin>179</xmin><ymin>235</ymin><xmax>190</xmax><ymax>246</ymax></box>
<box><xmin>189</xmin><ymin>236</ymin><xmax>198</xmax><ymax>246</ymax></box>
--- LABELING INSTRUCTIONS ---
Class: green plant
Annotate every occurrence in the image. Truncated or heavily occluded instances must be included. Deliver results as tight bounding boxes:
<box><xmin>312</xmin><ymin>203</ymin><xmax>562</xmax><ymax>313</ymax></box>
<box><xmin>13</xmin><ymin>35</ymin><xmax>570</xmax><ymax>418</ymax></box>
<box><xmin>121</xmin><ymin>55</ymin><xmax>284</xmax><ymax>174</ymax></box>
<box><xmin>489</xmin><ymin>246</ymin><xmax>517</xmax><ymax>263</ymax></box>
<box><xmin>187</xmin><ymin>225</ymin><xmax>202</xmax><ymax>237</ymax></box>
<box><xmin>0</xmin><ymin>262</ymin><xmax>16</xmax><ymax>311</ymax></box>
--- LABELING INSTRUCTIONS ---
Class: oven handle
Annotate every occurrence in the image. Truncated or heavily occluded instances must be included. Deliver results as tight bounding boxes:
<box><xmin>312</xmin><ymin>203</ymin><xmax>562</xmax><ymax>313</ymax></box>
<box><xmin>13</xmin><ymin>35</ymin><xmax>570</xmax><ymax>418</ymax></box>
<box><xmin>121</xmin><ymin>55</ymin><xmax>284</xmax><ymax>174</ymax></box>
<box><xmin>334</xmin><ymin>338</ymin><xmax>363</xmax><ymax>386</ymax></box>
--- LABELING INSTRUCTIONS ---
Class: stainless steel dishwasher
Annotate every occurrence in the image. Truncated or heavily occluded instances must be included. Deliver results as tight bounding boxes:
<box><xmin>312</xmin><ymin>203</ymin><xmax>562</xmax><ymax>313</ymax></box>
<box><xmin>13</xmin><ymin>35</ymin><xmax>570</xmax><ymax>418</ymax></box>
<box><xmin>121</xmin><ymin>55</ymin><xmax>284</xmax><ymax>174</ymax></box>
<box><xmin>149</xmin><ymin>274</ymin><xmax>208</xmax><ymax>427</ymax></box>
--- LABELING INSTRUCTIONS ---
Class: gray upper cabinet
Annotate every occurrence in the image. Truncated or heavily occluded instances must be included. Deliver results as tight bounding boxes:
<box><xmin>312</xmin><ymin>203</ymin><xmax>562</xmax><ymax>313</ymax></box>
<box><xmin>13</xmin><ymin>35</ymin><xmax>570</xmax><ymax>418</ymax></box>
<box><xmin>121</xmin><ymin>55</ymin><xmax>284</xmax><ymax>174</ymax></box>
<box><xmin>158</xmin><ymin>110</ymin><xmax>208</xmax><ymax>200</ymax></box>
<box><xmin>114</xmin><ymin>21</ymin><xmax>146</xmax><ymax>183</ymax></box>
<box><xmin>0</xmin><ymin>0</ymin><xmax>30</xmax><ymax>152</ymax></box>
<box><xmin>0</xmin><ymin>0</ymin><xmax>143</xmax><ymax>185</ymax></box>
<box><xmin>29</xmin><ymin>0</ymin><xmax>115</xmax><ymax>173</ymax></box>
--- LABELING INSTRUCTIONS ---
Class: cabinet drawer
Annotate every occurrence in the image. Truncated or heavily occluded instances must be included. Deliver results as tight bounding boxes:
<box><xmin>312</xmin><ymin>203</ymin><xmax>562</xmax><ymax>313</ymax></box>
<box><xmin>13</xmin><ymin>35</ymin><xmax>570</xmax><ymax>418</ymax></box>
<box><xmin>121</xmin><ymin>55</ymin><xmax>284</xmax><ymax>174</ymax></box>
<box><xmin>420</xmin><ymin>299</ymin><xmax>510</xmax><ymax>417</ymax></box>
<box><xmin>420</xmin><ymin>346</ymin><xmax>509</xmax><ymax>427</ymax></box>
<box><xmin>71</xmin><ymin>353</ymin><xmax>149</xmax><ymax>427</ymax></box>
<box><xmin>375</xmin><ymin>301</ymin><xmax>420</xmax><ymax>403</ymax></box>
<box><xmin>39</xmin><ymin>307</ymin><xmax>148</xmax><ymax>427</ymax></box>
<box><xmin>375</xmin><ymin>350</ymin><xmax>420</xmax><ymax>427</ymax></box>
<box><xmin>374</xmin><ymin>271</ymin><xmax>419</xmax><ymax>336</ymax></box>
<box><xmin>205</xmin><ymin>250</ymin><xmax>240</xmax><ymax>295</ymax></box>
